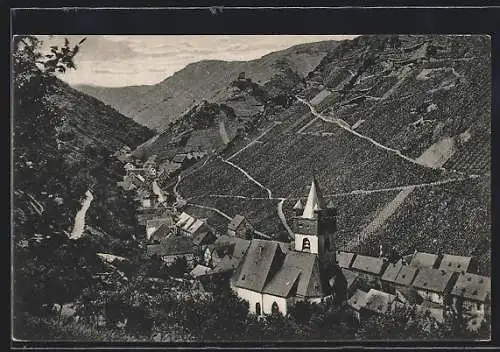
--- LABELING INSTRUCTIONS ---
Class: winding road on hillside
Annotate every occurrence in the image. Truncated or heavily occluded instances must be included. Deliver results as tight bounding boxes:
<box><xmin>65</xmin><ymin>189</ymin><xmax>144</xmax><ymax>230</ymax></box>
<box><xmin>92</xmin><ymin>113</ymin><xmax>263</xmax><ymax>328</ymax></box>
<box><xmin>296</xmin><ymin>96</ymin><xmax>446</xmax><ymax>171</ymax></box>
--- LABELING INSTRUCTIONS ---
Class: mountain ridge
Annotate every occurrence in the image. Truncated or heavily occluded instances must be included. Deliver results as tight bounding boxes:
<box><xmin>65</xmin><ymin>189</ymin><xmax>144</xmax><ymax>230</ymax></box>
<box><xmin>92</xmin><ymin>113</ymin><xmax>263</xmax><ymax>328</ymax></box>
<box><xmin>74</xmin><ymin>40</ymin><xmax>343</xmax><ymax>131</ymax></box>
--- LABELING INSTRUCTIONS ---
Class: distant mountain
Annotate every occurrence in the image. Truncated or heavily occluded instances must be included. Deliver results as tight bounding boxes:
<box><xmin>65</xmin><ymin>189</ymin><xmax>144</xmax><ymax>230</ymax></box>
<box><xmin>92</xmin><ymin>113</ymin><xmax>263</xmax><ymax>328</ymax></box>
<box><xmin>74</xmin><ymin>40</ymin><xmax>342</xmax><ymax>131</ymax></box>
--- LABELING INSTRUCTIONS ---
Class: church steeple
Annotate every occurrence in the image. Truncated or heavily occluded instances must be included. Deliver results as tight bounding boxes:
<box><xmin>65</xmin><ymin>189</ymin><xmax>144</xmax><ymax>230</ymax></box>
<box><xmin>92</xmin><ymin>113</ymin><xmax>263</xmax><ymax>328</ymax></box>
<box><xmin>292</xmin><ymin>176</ymin><xmax>338</xmax><ymax>261</ymax></box>
<box><xmin>302</xmin><ymin>176</ymin><xmax>326</xmax><ymax>219</ymax></box>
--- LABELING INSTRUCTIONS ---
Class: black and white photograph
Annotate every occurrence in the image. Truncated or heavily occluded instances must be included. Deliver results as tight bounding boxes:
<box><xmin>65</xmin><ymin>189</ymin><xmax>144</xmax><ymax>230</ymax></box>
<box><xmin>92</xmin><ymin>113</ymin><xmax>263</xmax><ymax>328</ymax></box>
<box><xmin>12</xmin><ymin>32</ymin><xmax>491</xmax><ymax>342</ymax></box>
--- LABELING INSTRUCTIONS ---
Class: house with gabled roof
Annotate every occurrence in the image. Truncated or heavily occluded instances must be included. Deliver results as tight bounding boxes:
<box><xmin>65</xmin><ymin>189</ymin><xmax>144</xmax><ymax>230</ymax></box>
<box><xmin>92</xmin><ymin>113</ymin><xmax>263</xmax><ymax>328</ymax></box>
<box><xmin>227</xmin><ymin>214</ymin><xmax>254</xmax><ymax>239</ymax></box>
<box><xmin>394</xmin><ymin>265</ymin><xmax>420</xmax><ymax>289</ymax></box>
<box><xmin>351</xmin><ymin>254</ymin><xmax>388</xmax><ymax>285</ymax></box>
<box><xmin>231</xmin><ymin>177</ymin><xmax>342</xmax><ymax>316</ymax></box>
<box><xmin>341</xmin><ymin>268</ymin><xmax>361</xmax><ymax>296</ymax></box>
<box><xmin>146</xmin><ymin>234</ymin><xmax>195</xmax><ymax>266</ymax></box>
<box><xmin>348</xmin><ymin>289</ymin><xmax>368</xmax><ymax>312</ymax></box>
<box><xmin>438</xmin><ymin>254</ymin><xmax>473</xmax><ymax>273</ymax></box>
<box><xmin>450</xmin><ymin>272</ymin><xmax>490</xmax><ymax>316</ymax></box>
<box><xmin>363</xmin><ymin>289</ymin><xmax>397</xmax><ymax>315</ymax></box>
<box><xmin>146</xmin><ymin>217</ymin><xmax>174</xmax><ymax>240</ymax></box>
<box><xmin>380</xmin><ymin>260</ymin><xmax>403</xmax><ymax>292</ymax></box>
<box><xmin>408</xmin><ymin>251</ymin><xmax>439</xmax><ymax>269</ymax></box>
<box><xmin>336</xmin><ymin>251</ymin><xmax>357</xmax><ymax>269</ymax></box>
<box><xmin>411</xmin><ymin>267</ymin><xmax>457</xmax><ymax>305</ymax></box>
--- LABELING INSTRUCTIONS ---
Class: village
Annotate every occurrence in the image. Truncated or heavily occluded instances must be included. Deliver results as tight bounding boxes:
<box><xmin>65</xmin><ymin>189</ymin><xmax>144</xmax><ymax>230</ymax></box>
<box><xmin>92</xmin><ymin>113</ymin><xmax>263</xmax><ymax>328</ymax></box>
<box><xmin>112</xmin><ymin>144</ymin><xmax>490</xmax><ymax>334</ymax></box>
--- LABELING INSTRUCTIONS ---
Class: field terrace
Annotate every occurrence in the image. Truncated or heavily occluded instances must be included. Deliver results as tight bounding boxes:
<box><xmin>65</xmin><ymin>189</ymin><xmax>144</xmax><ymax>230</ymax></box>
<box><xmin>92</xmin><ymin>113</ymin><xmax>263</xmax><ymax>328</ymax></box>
<box><xmin>355</xmin><ymin>175</ymin><xmax>491</xmax><ymax>275</ymax></box>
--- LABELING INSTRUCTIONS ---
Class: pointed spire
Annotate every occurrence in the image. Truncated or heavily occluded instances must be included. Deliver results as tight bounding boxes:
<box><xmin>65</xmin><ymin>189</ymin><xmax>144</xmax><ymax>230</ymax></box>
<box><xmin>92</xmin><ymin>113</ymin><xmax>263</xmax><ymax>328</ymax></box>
<box><xmin>302</xmin><ymin>176</ymin><xmax>326</xmax><ymax>219</ymax></box>
<box><xmin>293</xmin><ymin>199</ymin><xmax>304</xmax><ymax>210</ymax></box>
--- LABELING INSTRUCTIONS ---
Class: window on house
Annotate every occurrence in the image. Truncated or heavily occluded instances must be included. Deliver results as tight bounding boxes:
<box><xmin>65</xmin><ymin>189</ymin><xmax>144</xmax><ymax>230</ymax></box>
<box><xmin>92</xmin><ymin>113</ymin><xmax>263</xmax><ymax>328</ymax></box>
<box><xmin>256</xmin><ymin>302</ymin><xmax>261</xmax><ymax>316</ymax></box>
<box><xmin>272</xmin><ymin>302</ymin><xmax>280</xmax><ymax>314</ymax></box>
<box><xmin>302</xmin><ymin>238</ymin><xmax>311</xmax><ymax>252</ymax></box>
<box><xmin>477</xmin><ymin>303</ymin><xmax>482</xmax><ymax>310</ymax></box>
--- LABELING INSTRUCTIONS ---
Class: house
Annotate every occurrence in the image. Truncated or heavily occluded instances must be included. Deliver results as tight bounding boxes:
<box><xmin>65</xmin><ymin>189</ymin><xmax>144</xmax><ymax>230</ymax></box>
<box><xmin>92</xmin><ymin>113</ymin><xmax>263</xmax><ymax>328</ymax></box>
<box><xmin>148</xmin><ymin>223</ymin><xmax>172</xmax><ymax>244</ymax></box>
<box><xmin>189</xmin><ymin>264</ymin><xmax>212</xmax><ymax>279</ymax></box>
<box><xmin>146</xmin><ymin>235</ymin><xmax>195</xmax><ymax>266</ymax></box>
<box><xmin>380</xmin><ymin>259</ymin><xmax>420</xmax><ymax>293</ymax></box>
<box><xmin>411</xmin><ymin>267</ymin><xmax>457</xmax><ymax>305</ymax></box>
<box><xmin>408</xmin><ymin>251</ymin><xmax>439</xmax><ymax>269</ymax></box>
<box><xmin>395</xmin><ymin>286</ymin><xmax>423</xmax><ymax>305</ymax></box>
<box><xmin>232</xmin><ymin>177</ymin><xmax>340</xmax><ymax>316</ymax></box>
<box><xmin>393</xmin><ymin>264</ymin><xmax>420</xmax><ymax>289</ymax></box>
<box><xmin>415</xmin><ymin>300</ymin><xmax>445</xmax><ymax>324</ymax></box>
<box><xmin>438</xmin><ymin>254</ymin><xmax>473</xmax><ymax>273</ymax></box>
<box><xmin>348</xmin><ymin>289</ymin><xmax>369</xmax><ymax>312</ymax></box>
<box><xmin>212</xmin><ymin>235</ymin><xmax>251</xmax><ymax>268</ymax></box>
<box><xmin>363</xmin><ymin>289</ymin><xmax>397</xmax><ymax>315</ymax></box>
<box><xmin>178</xmin><ymin>217</ymin><xmax>213</xmax><ymax>239</ymax></box>
<box><xmin>351</xmin><ymin>254</ymin><xmax>388</xmax><ymax>286</ymax></box>
<box><xmin>341</xmin><ymin>269</ymin><xmax>361</xmax><ymax>296</ymax></box>
<box><xmin>336</xmin><ymin>251</ymin><xmax>357</xmax><ymax>269</ymax></box>
<box><xmin>380</xmin><ymin>260</ymin><xmax>403</xmax><ymax>292</ymax></box>
<box><xmin>192</xmin><ymin>230</ymin><xmax>217</xmax><ymax>247</ymax></box>
<box><xmin>227</xmin><ymin>214</ymin><xmax>254</xmax><ymax>239</ymax></box>
<box><xmin>146</xmin><ymin>217</ymin><xmax>174</xmax><ymax>240</ymax></box>
<box><xmin>450</xmin><ymin>272</ymin><xmax>490</xmax><ymax>316</ymax></box>
<box><xmin>172</xmin><ymin>154</ymin><xmax>188</xmax><ymax>165</ymax></box>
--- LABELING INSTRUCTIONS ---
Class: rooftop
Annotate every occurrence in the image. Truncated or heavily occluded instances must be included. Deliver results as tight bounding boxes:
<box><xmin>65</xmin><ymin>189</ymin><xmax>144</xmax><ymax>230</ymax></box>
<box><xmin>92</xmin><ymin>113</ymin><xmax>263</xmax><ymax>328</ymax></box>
<box><xmin>146</xmin><ymin>235</ymin><xmax>194</xmax><ymax>257</ymax></box>
<box><xmin>412</xmin><ymin>267</ymin><xmax>455</xmax><ymax>294</ymax></box>
<box><xmin>336</xmin><ymin>251</ymin><xmax>356</xmax><ymax>269</ymax></box>
<box><xmin>341</xmin><ymin>268</ymin><xmax>360</xmax><ymax>291</ymax></box>
<box><xmin>348</xmin><ymin>289</ymin><xmax>368</xmax><ymax>311</ymax></box>
<box><xmin>149</xmin><ymin>223</ymin><xmax>172</xmax><ymax>243</ymax></box>
<box><xmin>438</xmin><ymin>254</ymin><xmax>472</xmax><ymax>273</ymax></box>
<box><xmin>381</xmin><ymin>261</ymin><xmax>403</xmax><ymax>283</ymax></box>
<box><xmin>364</xmin><ymin>289</ymin><xmax>397</xmax><ymax>314</ymax></box>
<box><xmin>262</xmin><ymin>251</ymin><xmax>323</xmax><ymax>298</ymax></box>
<box><xmin>233</xmin><ymin>239</ymin><xmax>284</xmax><ymax>292</ymax></box>
<box><xmin>302</xmin><ymin>176</ymin><xmax>326</xmax><ymax>219</ymax></box>
<box><xmin>228</xmin><ymin>214</ymin><xmax>248</xmax><ymax>231</ymax></box>
<box><xmin>450</xmin><ymin>272</ymin><xmax>490</xmax><ymax>303</ymax></box>
<box><xmin>394</xmin><ymin>265</ymin><xmax>420</xmax><ymax>287</ymax></box>
<box><xmin>189</xmin><ymin>264</ymin><xmax>212</xmax><ymax>278</ymax></box>
<box><xmin>351</xmin><ymin>254</ymin><xmax>387</xmax><ymax>275</ymax></box>
<box><xmin>409</xmin><ymin>252</ymin><xmax>439</xmax><ymax>269</ymax></box>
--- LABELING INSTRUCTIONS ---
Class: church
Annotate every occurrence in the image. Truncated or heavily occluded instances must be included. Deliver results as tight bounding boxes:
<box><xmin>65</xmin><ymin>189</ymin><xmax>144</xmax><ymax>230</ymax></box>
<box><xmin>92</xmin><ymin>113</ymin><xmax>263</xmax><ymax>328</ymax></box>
<box><xmin>231</xmin><ymin>177</ymin><xmax>346</xmax><ymax>316</ymax></box>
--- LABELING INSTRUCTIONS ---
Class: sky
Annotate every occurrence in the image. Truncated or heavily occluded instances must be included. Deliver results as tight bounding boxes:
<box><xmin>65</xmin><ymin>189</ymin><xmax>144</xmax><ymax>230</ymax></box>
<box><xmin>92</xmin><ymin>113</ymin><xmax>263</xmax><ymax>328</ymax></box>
<box><xmin>36</xmin><ymin>35</ymin><xmax>358</xmax><ymax>88</ymax></box>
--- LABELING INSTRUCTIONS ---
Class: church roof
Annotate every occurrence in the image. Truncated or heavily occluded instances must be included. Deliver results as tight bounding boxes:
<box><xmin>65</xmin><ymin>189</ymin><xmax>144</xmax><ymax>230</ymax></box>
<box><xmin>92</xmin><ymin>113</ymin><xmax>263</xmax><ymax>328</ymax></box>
<box><xmin>262</xmin><ymin>251</ymin><xmax>324</xmax><ymax>298</ymax></box>
<box><xmin>302</xmin><ymin>176</ymin><xmax>326</xmax><ymax>219</ymax></box>
<box><xmin>233</xmin><ymin>239</ymin><xmax>284</xmax><ymax>292</ymax></box>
